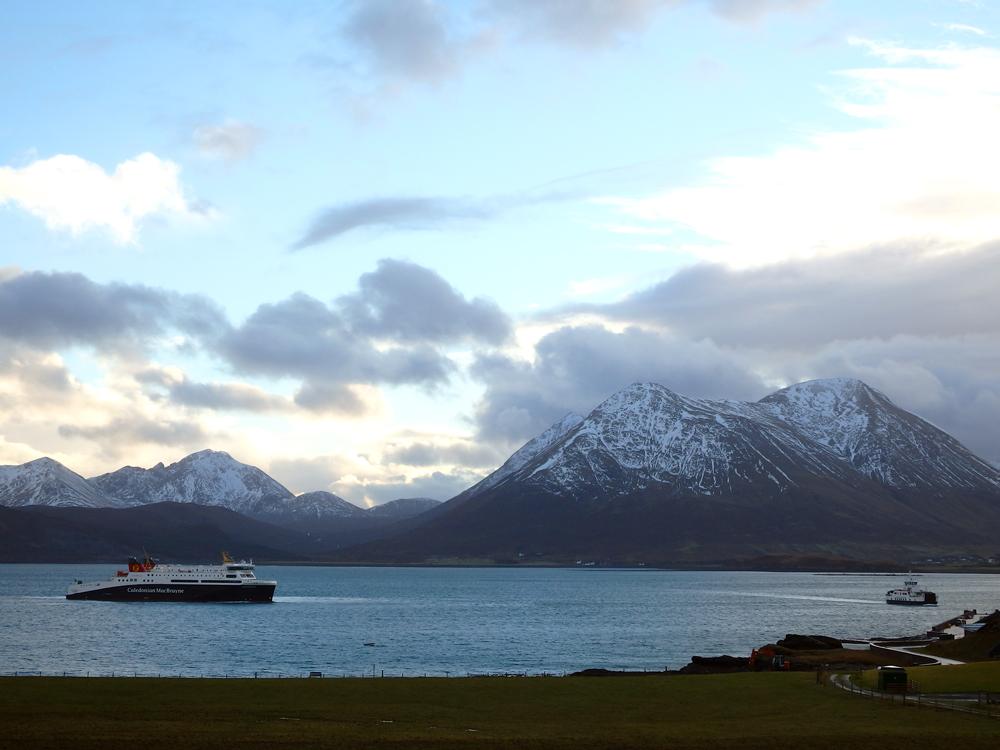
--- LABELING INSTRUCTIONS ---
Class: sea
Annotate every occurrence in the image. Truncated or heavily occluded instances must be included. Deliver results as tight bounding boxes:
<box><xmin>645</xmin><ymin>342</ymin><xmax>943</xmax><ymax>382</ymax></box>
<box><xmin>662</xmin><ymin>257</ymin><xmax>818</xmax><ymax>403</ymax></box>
<box><xmin>1</xmin><ymin>565</ymin><xmax>997</xmax><ymax>677</ymax></box>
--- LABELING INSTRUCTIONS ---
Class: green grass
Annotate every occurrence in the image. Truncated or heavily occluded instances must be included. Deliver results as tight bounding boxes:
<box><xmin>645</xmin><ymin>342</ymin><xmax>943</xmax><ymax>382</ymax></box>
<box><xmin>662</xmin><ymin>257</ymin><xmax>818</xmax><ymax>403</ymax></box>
<box><xmin>925</xmin><ymin>631</ymin><xmax>1000</xmax><ymax>662</ymax></box>
<box><xmin>3</xmin><ymin>673</ymin><xmax>1000</xmax><ymax>750</ymax></box>
<box><xmin>858</xmin><ymin>662</ymin><xmax>1000</xmax><ymax>694</ymax></box>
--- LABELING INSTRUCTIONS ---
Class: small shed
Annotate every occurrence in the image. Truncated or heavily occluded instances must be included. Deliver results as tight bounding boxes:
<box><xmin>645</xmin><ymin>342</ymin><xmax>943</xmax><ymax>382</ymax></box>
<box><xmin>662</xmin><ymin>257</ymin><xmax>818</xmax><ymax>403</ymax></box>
<box><xmin>877</xmin><ymin>665</ymin><xmax>908</xmax><ymax>692</ymax></box>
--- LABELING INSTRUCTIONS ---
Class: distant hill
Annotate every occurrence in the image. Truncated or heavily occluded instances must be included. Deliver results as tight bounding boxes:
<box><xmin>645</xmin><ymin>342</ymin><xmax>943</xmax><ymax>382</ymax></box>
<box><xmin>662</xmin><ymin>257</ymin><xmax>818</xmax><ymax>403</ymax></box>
<box><xmin>0</xmin><ymin>502</ymin><xmax>316</xmax><ymax>563</ymax></box>
<box><xmin>0</xmin><ymin>451</ymin><xmax>444</xmax><ymax>558</ymax></box>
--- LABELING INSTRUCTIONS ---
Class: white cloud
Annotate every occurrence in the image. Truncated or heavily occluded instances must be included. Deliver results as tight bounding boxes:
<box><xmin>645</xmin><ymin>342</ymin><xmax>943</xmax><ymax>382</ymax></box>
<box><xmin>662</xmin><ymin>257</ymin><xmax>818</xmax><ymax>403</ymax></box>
<box><xmin>193</xmin><ymin>120</ymin><xmax>264</xmax><ymax>162</ymax></box>
<box><xmin>0</xmin><ymin>152</ymin><xmax>204</xmax><ymax>243</ymax></box>
<box><xmin>939</xmin><ymin>22</ymin><xmax>989</xmax><ymax>36</ymax></box>
<box><xmin>605</xmin><ymin>39</ymin><xmax>1000</xmax><ymax>267</ymax></box>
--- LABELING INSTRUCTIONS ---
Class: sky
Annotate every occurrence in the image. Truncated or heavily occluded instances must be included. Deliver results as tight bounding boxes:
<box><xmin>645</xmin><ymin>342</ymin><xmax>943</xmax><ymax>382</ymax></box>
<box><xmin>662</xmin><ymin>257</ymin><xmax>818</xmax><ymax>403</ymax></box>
<box><xmin>2</xmin><ymin>0</ymin><xmax>1000</xmax><ymax>505</ymax></box>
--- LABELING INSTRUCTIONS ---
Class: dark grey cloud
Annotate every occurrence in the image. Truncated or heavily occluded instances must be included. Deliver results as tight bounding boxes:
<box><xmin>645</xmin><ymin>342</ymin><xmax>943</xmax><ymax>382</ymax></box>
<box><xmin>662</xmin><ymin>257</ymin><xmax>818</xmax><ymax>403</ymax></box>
<box><xmin>2</xmin><ymin>261</ymin><xmax>501</xmax><ymax>417</ymax></box>
<box><xmin>291</xmin><ymin>193</ymin><xmax>571</xmax><ymax>249</ymax></box>
<box><xmin>525</xmin><ymin>243</ymin><xmax>1000</xmax><ymax>464</ymax></box>
<box><xmin>471</xmin><ymin>324</ymin><xmax>768</xmax><ymax>443</ymax></box>
<box><xmin>588</xmin><ymin>244</ymin><xmax>1000</xmax><ymax>349</ymax></box>
<box><xmin>219</xmin><ymin>260</ymin><xmax>510</xmax><ymax>402</ymax></box>
<box><xmin>0</xmin><ymin>271</ymin><xmax>227</xmax><ymax>352</ymax></box>
<box><xmin>340</xmin><ymin>259</ymin><xmax>511</xmax><ymax>344</ymax></box>
<box><xmin>220</xmin><ymin>292</ymin><xmax>455</xmax><ymax>387</ymax></box>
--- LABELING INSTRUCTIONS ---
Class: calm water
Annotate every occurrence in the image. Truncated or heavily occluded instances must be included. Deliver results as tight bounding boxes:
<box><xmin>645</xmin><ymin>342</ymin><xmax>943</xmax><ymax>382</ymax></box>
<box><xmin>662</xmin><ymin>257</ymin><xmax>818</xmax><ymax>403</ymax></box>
<box><xmin>1</xmin><ymin>565</ymin><xmax>997</xmax><ymax>676</ymax></box>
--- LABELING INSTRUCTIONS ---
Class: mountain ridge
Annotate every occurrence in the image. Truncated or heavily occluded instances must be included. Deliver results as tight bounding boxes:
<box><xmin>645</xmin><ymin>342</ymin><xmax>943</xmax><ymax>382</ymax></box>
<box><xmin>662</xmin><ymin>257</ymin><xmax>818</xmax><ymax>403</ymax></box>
<box><xmin>338</xmin><ymin>377</ymin><xmax>1000</xmax><ymax>563</ymax></box>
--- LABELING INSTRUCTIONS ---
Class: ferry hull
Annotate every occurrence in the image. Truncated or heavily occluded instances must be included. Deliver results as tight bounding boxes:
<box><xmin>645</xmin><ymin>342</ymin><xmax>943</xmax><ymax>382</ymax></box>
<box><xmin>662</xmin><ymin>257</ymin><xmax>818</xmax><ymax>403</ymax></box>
<box><xmin>886</xmin><ymin>599</ymin><xmax>936</xmax><ymax>606</ymax></box>
<box><xmin>66</xmin><ymin>583</ymin><xmax>275</xmax><ymax>602</ymax></box>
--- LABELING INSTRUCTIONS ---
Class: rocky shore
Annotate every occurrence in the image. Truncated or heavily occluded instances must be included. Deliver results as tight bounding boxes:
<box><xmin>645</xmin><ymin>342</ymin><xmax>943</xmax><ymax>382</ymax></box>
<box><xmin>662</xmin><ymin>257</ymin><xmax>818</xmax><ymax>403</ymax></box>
<box><xmin>572</xmin><ymin>632</ymin><xmax>939</xmax><ymax>677</ymax></box>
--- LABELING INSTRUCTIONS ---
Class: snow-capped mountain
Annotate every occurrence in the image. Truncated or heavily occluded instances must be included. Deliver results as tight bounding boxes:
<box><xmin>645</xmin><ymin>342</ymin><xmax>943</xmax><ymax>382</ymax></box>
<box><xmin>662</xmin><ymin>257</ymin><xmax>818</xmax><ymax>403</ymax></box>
<box><xmin>760</xmin><ymin>378</ymin><xmax>1000</xmax><ymax>490</ymax></box>
<box><xmin>277</xmin><ymin>491</ymin><xmax>367</xmax><ymax>520</ymax></box>
<box><xmin>89</xmin><ymin>449</ymin><xmax>294</xmax><ymax>516</ymax></box>
<box><xmin>469</xmin><ymin>413</ymin><xmax>584</xmax><ymax>495</ymax></box>
<box><xmin>346</xmin><ymin>378</ymin><xmax>1000</xmax><ymax>564</ymax></box>
<box><xmin>0</xmin><ymin>457</ymin><xmax>117</xmax><ymax>509</ymax></box>
<box><xmin>0</xmin><ymin>450</ymin><xmax>448</xmax><ymax>532</ymax></box>
<box><xmin>467</xmin><ymin>379</ymin><xmax>1000</xmax><ymax>500</ymax></box>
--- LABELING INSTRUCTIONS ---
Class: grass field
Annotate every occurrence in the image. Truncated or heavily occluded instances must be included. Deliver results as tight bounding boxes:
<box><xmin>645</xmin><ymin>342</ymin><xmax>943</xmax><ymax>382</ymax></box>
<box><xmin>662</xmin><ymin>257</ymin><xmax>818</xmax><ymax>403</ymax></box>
<box><xmin>3</xmin><ymin>673</ymin><xmax>1000</xmax><ymax>750</ymax></box>
<box><xmin>858</xmin><ymin>661</ymin><xmax>1000</xmax><ymax>694</ymax></box>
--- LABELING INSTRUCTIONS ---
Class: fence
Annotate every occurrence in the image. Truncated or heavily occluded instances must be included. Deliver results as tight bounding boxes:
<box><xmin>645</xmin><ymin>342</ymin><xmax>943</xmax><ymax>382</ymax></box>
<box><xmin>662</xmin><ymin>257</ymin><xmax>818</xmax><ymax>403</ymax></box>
<box><xmin>0</xmin><ymin>669</ymin><xmax>563</xmax><ymax>679</ymax></box>
<box><xmin>824</xmin><ymin>670</ymin><xmax>1000</xmax><ymax>720</ymax></box>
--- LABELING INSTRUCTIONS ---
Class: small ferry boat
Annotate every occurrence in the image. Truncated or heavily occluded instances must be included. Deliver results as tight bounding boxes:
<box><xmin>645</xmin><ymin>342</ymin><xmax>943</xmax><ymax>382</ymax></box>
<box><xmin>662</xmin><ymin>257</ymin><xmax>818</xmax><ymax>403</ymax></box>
<box><xmin>66</xmin><ymin>553</ymin><xmax>276</xmax><ymax>602</ymax></box>
<box><xmin>885</xmin><ymin>577</ymin><xmax>937</xmax><ymax>606</ymax></box>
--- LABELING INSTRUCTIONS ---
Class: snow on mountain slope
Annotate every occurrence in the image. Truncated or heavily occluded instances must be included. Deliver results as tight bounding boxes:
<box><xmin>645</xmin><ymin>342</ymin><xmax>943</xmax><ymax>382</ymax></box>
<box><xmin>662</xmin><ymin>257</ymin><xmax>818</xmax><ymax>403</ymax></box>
<box><xmin>278</xmin><ymin>491</ymin><xmax>367</xmax><ymax>519</ymax></box>
<box><xmin>89</xmin><ymin>449</ymin><xmax>294</xmax><ymax>515</ymax></box>
<box><xmin>0</xmin><ymin>457</ymin><xmax>118</xmax><ymax>508</ymax></box>
<box><xmin>468</xmin><ymin>412</ymin><xmax>584</xmax><ymax>495</ymax></box>
<box><xmin>501</xmin><ymin>383</ymin><xmax>857</xmax><ymax>499</ymax></box>
<box><xmin>760</xmin><ymin>378</ymin><xmax>1000</xmax><ymax>490</ymax></box>
<box><xmin>467</xmin><ymin>379</ymin><xmax>1000</xmax><ymax>501</ymax></box>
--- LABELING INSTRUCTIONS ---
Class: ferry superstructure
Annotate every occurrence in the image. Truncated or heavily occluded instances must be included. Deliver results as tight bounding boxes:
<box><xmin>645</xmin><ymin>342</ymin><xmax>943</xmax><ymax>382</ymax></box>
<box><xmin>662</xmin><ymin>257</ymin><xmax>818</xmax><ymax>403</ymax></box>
<box><xmin>885</xmin><ymin>577</ymin><xmax>937</xmax><ymax>606</ymax></box>
<box><xmin>66</xmin><ymin>554</ymin><xmax>276</xmax><ymax>602</ymax></box>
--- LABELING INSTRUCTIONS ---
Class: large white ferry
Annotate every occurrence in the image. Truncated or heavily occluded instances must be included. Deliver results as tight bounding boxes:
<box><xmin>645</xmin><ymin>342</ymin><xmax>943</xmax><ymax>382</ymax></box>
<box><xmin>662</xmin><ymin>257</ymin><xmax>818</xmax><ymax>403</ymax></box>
<box><xmin>885</xmin><ymin>577</ymin><xmax>937</xmax><ymax>606</ymax></box>
<box><xmin>66</xmin><ymin>553</ymin><xmax>276</xmax><ymax>602</ymax></box>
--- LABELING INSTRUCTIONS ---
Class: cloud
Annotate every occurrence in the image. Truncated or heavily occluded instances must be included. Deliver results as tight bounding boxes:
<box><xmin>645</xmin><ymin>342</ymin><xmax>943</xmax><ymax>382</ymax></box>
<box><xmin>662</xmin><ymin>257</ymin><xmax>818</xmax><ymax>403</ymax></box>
<box><xmin>0</xmin><ymin>270</ymin><xmax>227</xmax><ymax>352</ymax></box>
<box><xmin>338</xmin><ymin>0</ymin><xmax>820</xmax><ymax>90</ymax></box>
<box><xmin>383</xmin><ymin>440</ymin><xmax>503</xmax><ymax>468</ymax></box>
<box><xmin>770</xmin><ymin>334</ymin><xmax>1000</xmax><ymax>464</ymax></box>
<box><xmin>0</xmin><ymin>344</ymin><xmax>75</xmax><ymax>396</ymax></box>
<box><xmin>707</xmin><ymin>0</ymin><xmax>821</xmax><ymax>24</ymax></box>
<box><xmin>292</xmin><ymin>382</ymin><xmax>370</xmax><ymax>415</ymax></box>
<box><xmin>268</xmin><ymin>455</ymin><xmax>357</xmax><ymax>495</ymax></box>
<box><xmin>193</xmin><ymin>120</ymin><xmax>264</xmax><ymax>162</ymax></box>
<box><xmin>601</xmin><ymin>38</ymin><xmax>1000</xmax><ymax>266</ymax></box>
<box><xmin>340</xmin><ymin>259</ymin><xmax>511</xmax><ymax>344</ymax></box>
<box><xmin>939</xmin><ymin>22</ymin><xmax>988</xmax><ymax>37</ymax></box>
<box><xmin>291</xmin><ymin>191</ymin><xmax>573</xmax><ymax>249</ymax></box>
<box><xmin>219</xmin><ymin>260</ymin><xmax>510</xmax><ymax>402</ymax></box>
<box><xmin>335</xmin><ymin>469</ymin><xmax>481</xmax><ymax>505</ymax></box>
<box><xmin>0</xmin><ymin>152</ymin><xmax>205</xmax><ymax>243</ymax></box>
<box><xmin>471</xmin><ymin>324</ymin><xmax>767</xmax><ymax>442</ymax></box>
<box><xmin>487</xmin><ymin>0</ymin><xmax>671</xmax><ymax>47</ymax></box>
<box><xmin>1</xmin><ymin>261</ymin><xmax>500</xmax><ymax>419</ymax></box>
<box><xmin>221</xmin><ymin>292</ymin><xmax>455</xmax><ymax>387</ymax></box>
<box><xmin>590</xmin><ymin>243</ymin><xmax>1000</xmax><ymax>349</ymax></box>
<box><xmin>58</xmin><ymin>415</ymin><xmax>211</xmax><ymax>458</ymax></box>
<box><xmin>291</xmin><ymin>197</ymin><xmax>490</xmax><ymax>248</ymax></box>
<box><xmin>136</xmin><ymin>368</ymin><xmax>293</xmax><ymax>413</ymax></box>
<box><xmin>343</xmin><ymin>0</ymin><xmax>468</xmax><ymax>82</ymax></box>
<box><xmin>491</xmin><ymin>1</ymin><xmax>820</xmax><ymax>47</ymax></box>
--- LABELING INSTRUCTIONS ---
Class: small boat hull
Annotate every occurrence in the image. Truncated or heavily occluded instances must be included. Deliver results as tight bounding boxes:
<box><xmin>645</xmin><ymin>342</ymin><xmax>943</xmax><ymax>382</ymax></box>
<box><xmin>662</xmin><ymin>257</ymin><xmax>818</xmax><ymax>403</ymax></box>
<box><xmin>66</xmin><ymin>582</ymin><xmax>275</xmax><ymax>602</ymax></box>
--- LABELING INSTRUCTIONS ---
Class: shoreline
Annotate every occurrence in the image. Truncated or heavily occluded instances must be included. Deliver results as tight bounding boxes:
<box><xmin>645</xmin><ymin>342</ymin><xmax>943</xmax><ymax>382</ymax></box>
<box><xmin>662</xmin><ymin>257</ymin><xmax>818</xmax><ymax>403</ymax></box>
<box><xmin>4</xmin><ymin>559</ymin><xmax>1000</xmax><ymax>574</ymax></box>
